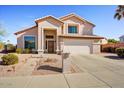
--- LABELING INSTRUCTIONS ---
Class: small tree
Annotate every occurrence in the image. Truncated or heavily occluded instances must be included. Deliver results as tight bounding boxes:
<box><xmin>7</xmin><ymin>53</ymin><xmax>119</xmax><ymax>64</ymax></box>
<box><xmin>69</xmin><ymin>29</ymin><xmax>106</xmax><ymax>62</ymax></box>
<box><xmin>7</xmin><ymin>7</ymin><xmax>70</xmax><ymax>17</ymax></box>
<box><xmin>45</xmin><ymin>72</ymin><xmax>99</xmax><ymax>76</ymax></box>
<box><xmin>108</xmin><ymin>39</ymin><xmax>119</xmax><ymax>43</ymax></box>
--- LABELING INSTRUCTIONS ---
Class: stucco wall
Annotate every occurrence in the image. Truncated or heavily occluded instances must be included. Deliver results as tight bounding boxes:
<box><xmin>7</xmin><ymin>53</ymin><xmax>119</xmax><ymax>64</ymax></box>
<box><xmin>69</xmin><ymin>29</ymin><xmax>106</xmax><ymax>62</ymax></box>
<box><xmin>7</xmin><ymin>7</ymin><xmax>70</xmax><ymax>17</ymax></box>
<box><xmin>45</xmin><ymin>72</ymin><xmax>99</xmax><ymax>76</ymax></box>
<box><xmin>92</xmin><ymin>44</ymin><xmax>101</xmax><ymax>54</ymax></box>
<box><xmin>16</xmin><ymin>27</ymin><xmax>38</xmax><ymax>49</ymax></box>
<box><xmin>38</xmin><ymin>18</ymin><xmax>62</xmax><ymax>35</ymax></box>
<box><xmin>62</xmin><ymin>16</ymin><xmax>93</xmax><ymax>35</ymax></box>
<box><xmin>83</xmin><ymin>23</ymin><xmax>93</xmax><ymax>35</ymax></box>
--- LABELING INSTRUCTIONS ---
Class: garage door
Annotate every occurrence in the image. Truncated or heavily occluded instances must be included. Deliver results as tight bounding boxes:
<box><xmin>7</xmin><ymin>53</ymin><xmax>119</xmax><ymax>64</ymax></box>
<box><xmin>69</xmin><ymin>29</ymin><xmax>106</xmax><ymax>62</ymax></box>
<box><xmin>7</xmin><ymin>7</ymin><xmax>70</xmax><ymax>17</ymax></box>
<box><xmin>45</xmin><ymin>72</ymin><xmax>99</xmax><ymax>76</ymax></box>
<box><xmin>63</xmin><ymin>39</ymin><xmax>92</xmax><ymax>54</ymax></box>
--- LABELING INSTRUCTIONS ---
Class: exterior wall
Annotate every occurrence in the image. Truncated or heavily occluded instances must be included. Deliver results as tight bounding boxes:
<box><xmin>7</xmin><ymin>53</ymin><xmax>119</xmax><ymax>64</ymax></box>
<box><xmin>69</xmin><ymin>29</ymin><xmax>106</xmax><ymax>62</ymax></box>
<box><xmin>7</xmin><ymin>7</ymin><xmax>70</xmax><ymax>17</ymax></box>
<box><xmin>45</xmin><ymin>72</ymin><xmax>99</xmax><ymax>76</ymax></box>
<box><xmin>83</xmin><ymin>23</ymin><xmax>93</xmax><ymax>35</ymax></box>
<box><xmin>38</xmin><ymin>18</ymin><xmax>62</xmax><ymax>35</ymax></box>
<box><xmin>92</xmin><ymin>39</ymin><xmax>102</xmax><ymax>54</ymax></box>
<box><xmin>62</xmin><ymin>16</ymin><xmax>93</xmax><ymax>35</ymax></box>
<box><xmin>16</xmin><ymin>27</ymin><xmax>38</xmax><ymax>49</ymax></box>
<box><xmin>92</xmin><ymin>44</ymin><xmax>101</xmax><ymax>54</ymax></box>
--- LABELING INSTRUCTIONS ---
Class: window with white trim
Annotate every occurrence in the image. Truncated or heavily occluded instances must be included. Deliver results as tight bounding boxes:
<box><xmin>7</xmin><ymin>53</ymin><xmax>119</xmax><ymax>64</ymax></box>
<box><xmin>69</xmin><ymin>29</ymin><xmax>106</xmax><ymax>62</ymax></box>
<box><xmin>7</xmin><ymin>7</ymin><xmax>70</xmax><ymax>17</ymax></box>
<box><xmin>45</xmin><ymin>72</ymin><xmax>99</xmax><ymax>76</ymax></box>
<box><xmin>24</xmin><ymin>36</ymin><xmax>35</xmax><ymax>49</ymax></box>
<box><xmin>68</xmin><ymin>25</ymin><xmax>78</xmax><ymax>33</ymax></box>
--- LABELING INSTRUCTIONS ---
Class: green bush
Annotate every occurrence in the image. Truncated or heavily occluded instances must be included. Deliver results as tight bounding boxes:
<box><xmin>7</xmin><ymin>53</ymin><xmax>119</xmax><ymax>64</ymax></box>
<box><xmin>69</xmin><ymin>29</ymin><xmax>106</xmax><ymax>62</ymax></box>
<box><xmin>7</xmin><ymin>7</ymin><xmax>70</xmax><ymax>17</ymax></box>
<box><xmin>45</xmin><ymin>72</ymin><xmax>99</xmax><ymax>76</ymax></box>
<box><xmin>1</xmin><ymin>54</ymin><xmax>18</xmax><ymax>65</ymax></box>
<box><xmin>4</xmin><ymin>44</ymin><xmax>16</xmax><ymax>53</ymax></box>
<box><xmin>16</xmin><ymin>48</ymin><xmax>23</xmax><ymax>54</ymax></box>
<box><xmin>116</xmin><ymin>47</ymin><xmax>124</xmax><ymax>58</ymax></box>
<box><xmin>110</xmin><ymin>47</ymin><xmax>116</xmax><ymax>53</ymax></box>
<box><xmin>102</xmin><ymin>47</ymin><xmax>116</xmax><ymax>53</ymax></box>
<box><xmin>24</xmin><ymin>48</ymin><xmax>31</xmax><ymax>54</ymax></box>
<box><xmin>6</xmin><ymin>44</ymin><xmax>15</xmax><ymax>51</ymax></box>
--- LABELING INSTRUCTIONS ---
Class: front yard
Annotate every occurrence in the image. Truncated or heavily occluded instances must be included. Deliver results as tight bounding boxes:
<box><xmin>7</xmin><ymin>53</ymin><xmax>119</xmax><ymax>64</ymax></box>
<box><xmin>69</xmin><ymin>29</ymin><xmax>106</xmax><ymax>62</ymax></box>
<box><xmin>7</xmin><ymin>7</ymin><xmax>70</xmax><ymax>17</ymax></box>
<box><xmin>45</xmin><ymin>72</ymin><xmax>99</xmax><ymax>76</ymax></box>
<box><xmin>0</xmin><ymin>53</ymin><xmax>80</xmax><ymax>77</ymax></box>
<box><xmin>0</xmin><ymin>53</ymin><xmax>124</xmax><ymax>87</ymax></box>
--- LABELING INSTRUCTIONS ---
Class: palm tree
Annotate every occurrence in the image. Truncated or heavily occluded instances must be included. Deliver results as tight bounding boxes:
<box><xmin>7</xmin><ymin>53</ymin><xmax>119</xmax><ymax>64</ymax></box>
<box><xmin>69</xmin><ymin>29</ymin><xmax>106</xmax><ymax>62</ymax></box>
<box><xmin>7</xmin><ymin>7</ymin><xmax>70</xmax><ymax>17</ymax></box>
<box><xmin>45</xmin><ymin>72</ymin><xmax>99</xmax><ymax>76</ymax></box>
<box><xmin>114</xmin><ymin>5</ymin><xmax>124</xmax><ymax>20</ymax></box>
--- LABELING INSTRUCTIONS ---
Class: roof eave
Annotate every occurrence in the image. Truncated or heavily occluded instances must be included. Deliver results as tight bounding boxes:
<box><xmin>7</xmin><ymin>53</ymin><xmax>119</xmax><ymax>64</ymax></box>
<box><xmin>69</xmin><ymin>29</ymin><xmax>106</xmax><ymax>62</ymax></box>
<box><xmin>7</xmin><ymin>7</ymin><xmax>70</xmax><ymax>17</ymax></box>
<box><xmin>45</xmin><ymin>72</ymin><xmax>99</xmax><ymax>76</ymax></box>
<box><xmin>58</xmin><ymin>35</ymin><xmax>104</xmax><ymax>39</ymax></box>
<box><xmin>14</xmin><ymin>25</ymin><xmax>37</xmax><ymax>35</ymax></box>
<box><xmin>35</xmin><ymin>16</ymin><xmax>64</xmax><ymax>24</ymax></box>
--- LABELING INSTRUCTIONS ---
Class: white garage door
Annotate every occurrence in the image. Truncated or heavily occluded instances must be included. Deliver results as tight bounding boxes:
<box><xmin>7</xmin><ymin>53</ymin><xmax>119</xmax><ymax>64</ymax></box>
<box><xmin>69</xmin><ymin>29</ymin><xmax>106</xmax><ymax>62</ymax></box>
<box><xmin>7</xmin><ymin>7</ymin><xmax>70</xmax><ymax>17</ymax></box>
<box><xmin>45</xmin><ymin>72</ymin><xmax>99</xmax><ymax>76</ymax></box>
<box><xmin>63</xmin><ymin>39</ymin><xmax>92</xmax><ymax>54</ymax></box>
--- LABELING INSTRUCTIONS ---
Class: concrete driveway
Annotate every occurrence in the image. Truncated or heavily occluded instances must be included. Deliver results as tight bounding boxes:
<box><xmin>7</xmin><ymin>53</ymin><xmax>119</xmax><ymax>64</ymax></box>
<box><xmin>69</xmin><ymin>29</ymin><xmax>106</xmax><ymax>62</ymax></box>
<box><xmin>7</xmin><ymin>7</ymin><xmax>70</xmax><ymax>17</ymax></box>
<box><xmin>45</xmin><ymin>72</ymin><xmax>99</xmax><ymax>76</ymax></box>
<box><xmin>70</xmin><ymin>54</ymin><xmax>124</xmax><ymax>88</ymax></box>
<box><xmin>0</xmin><ymin>53</ymin><xmax>124</xmax><ymax>88</ymax></box>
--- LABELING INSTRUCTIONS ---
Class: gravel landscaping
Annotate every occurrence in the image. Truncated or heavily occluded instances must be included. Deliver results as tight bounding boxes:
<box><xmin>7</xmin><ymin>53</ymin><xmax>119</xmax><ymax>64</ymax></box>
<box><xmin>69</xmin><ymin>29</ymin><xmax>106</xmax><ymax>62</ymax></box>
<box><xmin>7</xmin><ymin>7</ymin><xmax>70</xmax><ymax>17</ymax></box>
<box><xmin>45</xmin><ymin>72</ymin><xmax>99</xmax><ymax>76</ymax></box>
<box><xmin>0</xmin><ymin>53</ymin><xmax>80</xmax><ymax>77</ymax></box>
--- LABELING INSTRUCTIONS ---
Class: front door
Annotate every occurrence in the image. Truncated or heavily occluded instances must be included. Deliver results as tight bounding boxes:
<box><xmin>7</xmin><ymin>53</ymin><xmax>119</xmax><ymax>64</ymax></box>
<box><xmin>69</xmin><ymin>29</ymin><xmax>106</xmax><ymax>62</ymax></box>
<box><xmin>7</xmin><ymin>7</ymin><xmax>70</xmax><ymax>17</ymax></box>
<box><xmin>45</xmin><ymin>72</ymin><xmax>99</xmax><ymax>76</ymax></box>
<box><xmin>48</xmin><ymin>41</ymin><xmax>54</xmax><ymax>53</ymax></box>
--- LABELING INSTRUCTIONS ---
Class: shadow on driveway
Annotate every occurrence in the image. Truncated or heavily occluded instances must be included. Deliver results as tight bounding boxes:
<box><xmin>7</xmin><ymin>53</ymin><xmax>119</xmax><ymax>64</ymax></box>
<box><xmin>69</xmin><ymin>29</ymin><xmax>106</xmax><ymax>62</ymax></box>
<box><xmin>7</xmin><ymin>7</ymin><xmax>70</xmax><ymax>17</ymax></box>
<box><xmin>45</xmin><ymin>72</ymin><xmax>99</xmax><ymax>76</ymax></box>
<box><xmin>37</xmin><ymin>65</ymin><xmax>62</xmax><ymax>72</ymax></box>
<box><xmin>104</xmin><ymin>55</ymin><xmax>124</xmax><ymax>60</ymax></box>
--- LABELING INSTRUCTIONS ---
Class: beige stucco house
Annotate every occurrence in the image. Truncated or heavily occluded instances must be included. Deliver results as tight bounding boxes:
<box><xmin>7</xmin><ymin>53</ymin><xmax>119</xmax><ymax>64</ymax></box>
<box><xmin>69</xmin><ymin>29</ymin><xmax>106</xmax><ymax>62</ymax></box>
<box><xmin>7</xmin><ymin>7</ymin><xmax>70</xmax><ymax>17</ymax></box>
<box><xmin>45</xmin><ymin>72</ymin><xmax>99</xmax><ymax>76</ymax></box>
<box><xmin>100</xmin><ymin>38</ymin><xmax>108</xmax><ymax>44</ymax></box>
<box><xmin>14</xmin><ymin>13</ymin><xmax>104</xmax><ymax>54</ymax></box>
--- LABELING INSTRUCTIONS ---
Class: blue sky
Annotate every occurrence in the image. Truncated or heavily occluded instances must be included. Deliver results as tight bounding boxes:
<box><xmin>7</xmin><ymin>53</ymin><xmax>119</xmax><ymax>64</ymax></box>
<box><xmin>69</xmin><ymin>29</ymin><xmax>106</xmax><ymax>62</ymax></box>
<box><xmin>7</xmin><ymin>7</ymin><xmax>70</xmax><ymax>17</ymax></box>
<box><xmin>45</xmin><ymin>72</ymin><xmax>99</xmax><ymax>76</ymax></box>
<box><xmin>0</xmin><ymin>5</ymin><xmax>124</xmax><ymax>44</ymax></box>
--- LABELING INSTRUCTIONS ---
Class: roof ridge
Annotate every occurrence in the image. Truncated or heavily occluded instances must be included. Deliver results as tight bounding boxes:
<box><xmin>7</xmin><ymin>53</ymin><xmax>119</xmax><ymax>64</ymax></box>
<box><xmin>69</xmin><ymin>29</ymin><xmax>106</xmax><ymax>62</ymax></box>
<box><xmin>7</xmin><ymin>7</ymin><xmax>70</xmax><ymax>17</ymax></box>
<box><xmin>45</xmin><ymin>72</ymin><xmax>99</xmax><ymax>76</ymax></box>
<box><xmin>35</xmin><ymin>15</ymin><xmax>63</xmax><ymax>24</ymax></box>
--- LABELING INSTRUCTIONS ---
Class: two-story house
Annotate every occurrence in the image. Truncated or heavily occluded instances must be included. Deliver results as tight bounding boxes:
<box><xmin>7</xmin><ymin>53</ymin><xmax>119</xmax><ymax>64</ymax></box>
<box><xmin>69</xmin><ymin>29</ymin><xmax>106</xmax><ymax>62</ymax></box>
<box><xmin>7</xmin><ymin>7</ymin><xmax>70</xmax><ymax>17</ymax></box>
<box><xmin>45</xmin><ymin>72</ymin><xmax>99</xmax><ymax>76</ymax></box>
<box><xmin>14</xmin><ymin>13</ymin><xmax>104</xmax><ymax>54</ymax></box>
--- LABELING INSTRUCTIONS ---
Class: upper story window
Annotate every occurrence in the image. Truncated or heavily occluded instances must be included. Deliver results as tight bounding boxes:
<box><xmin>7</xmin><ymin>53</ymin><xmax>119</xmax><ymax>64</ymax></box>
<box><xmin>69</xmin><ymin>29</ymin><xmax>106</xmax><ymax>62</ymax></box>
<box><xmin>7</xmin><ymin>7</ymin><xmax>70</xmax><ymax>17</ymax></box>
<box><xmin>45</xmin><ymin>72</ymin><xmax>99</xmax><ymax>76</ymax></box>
<box><xmin>68</xmin><ymin>25</ymin><xmax>78</xmax><ymax>34</ymax></box>
<box><xmin>24</xmin><ymin>36</ymin><xmax>35</xmax><ymax>49</ymax></box>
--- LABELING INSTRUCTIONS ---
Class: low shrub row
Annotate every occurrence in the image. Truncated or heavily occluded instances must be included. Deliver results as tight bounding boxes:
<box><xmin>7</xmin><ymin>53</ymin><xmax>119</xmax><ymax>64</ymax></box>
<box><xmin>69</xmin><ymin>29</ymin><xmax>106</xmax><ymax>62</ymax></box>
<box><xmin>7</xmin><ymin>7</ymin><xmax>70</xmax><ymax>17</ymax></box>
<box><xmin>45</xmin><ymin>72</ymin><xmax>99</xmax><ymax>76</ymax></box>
<box><xmin>16</xmin><ymin>48</ymin><xmax>32</xmax><ymax>54</ymax></box>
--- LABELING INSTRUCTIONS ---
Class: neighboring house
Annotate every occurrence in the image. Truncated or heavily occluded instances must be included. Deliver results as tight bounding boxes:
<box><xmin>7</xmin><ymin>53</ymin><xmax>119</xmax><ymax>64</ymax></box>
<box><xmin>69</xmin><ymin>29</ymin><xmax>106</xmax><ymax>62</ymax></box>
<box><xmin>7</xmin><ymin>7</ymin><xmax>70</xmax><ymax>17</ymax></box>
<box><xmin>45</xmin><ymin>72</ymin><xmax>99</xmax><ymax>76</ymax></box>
<box><xmin>119</xmin><ymin>35</ymin><xmax>124</xmax><ymax>43</ymax></box>
<box><xmin>14</xmin><ymin>13</ymin><xmax>104</xmax><ymax>54</ymax></box>
<box><xmin>100</xmin><ymin>38</ymin><xmax>108</xmax><ymax>44</ymax></box>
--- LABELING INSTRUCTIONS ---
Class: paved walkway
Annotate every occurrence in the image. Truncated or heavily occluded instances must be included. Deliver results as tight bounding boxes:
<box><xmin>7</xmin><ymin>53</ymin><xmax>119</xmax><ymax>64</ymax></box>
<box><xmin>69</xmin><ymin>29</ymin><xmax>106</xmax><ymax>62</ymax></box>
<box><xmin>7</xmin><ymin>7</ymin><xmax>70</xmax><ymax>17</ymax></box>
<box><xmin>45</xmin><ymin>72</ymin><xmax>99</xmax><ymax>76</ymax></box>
<box><xmin>0</xmin><ymin>54</ymin><xmax>124</xmax><ymax>88</ymax></box>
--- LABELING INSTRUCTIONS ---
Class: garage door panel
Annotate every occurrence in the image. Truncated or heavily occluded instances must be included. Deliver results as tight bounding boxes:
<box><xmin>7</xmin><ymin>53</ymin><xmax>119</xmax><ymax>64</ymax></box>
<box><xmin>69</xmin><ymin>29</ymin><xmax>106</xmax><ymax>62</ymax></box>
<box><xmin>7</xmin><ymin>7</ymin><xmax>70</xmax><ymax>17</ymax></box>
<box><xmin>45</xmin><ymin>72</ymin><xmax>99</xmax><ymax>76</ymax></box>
<box><xmin>63</xmin><ymin>39</ymin><xmax>92</xmax><ymax>54</ymax></box>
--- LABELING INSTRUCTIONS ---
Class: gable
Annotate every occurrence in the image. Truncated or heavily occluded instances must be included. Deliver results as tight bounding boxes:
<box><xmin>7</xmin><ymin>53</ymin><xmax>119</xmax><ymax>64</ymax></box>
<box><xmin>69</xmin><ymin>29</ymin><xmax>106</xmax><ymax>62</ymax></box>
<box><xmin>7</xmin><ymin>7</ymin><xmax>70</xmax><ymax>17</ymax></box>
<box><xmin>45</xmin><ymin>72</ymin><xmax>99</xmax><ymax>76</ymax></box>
<box><xmin>38</xmin><ymin>19</ymin><xmax>61</xmax><ymax>28</ymax></box>
<box><xmin>61</xmin><ymin>16</ymin><xmax>84</xmax><ymax>24</ymax></box>
<box><xmin>60</xmin><ymin>14</ymin><xmax>95</xmax><ymax>27</ymax></box>
<box><xmin>35</xmin><ymin>16</ymin><xmax>63</xmax><ymax>26</ymax></box>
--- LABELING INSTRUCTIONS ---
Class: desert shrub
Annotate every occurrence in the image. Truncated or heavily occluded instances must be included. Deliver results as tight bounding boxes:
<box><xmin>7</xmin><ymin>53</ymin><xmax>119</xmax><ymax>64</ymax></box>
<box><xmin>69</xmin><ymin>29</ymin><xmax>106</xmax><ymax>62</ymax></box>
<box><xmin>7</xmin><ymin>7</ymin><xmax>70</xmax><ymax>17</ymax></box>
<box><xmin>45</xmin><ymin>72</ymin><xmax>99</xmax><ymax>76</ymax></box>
<box><xmin>7</xmin><ymin>44</ymin><xmax>15</xmax><ymax>50</ymax></box>
<box><xmin>16</xmin><ymin>48</ymin><xmax>23</xmax><ymax>54</ymax></box>
<box><xmin>102</xmin><ymin>47</ymin><xmax>116</xmax><ymax>53</ymax></box>
<box><xmin>24</xmin><ymin>48</ymin><xmax>31</xmax><ymax>54</ymax></box>
<box><xmin>116</xmin><ymin>47</ymin><xmax>124</xmax><ymax>58</ymax></box>
<box><xmin>1</xmin><ymin>54</ymin><xmax>18</xmax><ymax>65</ymax></box>
<box><xmin>6</xmin><ymin>44</ymin><xmax>16</xmax><ymax>52</ymax></box>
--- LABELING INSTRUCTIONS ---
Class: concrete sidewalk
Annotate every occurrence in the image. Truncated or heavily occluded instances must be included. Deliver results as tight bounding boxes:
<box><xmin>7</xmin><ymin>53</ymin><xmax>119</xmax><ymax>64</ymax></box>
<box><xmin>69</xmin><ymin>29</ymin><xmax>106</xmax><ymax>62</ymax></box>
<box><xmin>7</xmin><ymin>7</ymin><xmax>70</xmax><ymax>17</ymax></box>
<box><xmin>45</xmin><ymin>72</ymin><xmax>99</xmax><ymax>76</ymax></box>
<box><xmin>0</xmin><ymin>73</ymin><xmax>110</xmax><ymax>88</ymax></box>
<box><xmin>0</xmin><ymin>74</ymin><xmax>68</xmax><ymax>88</ymax></box>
